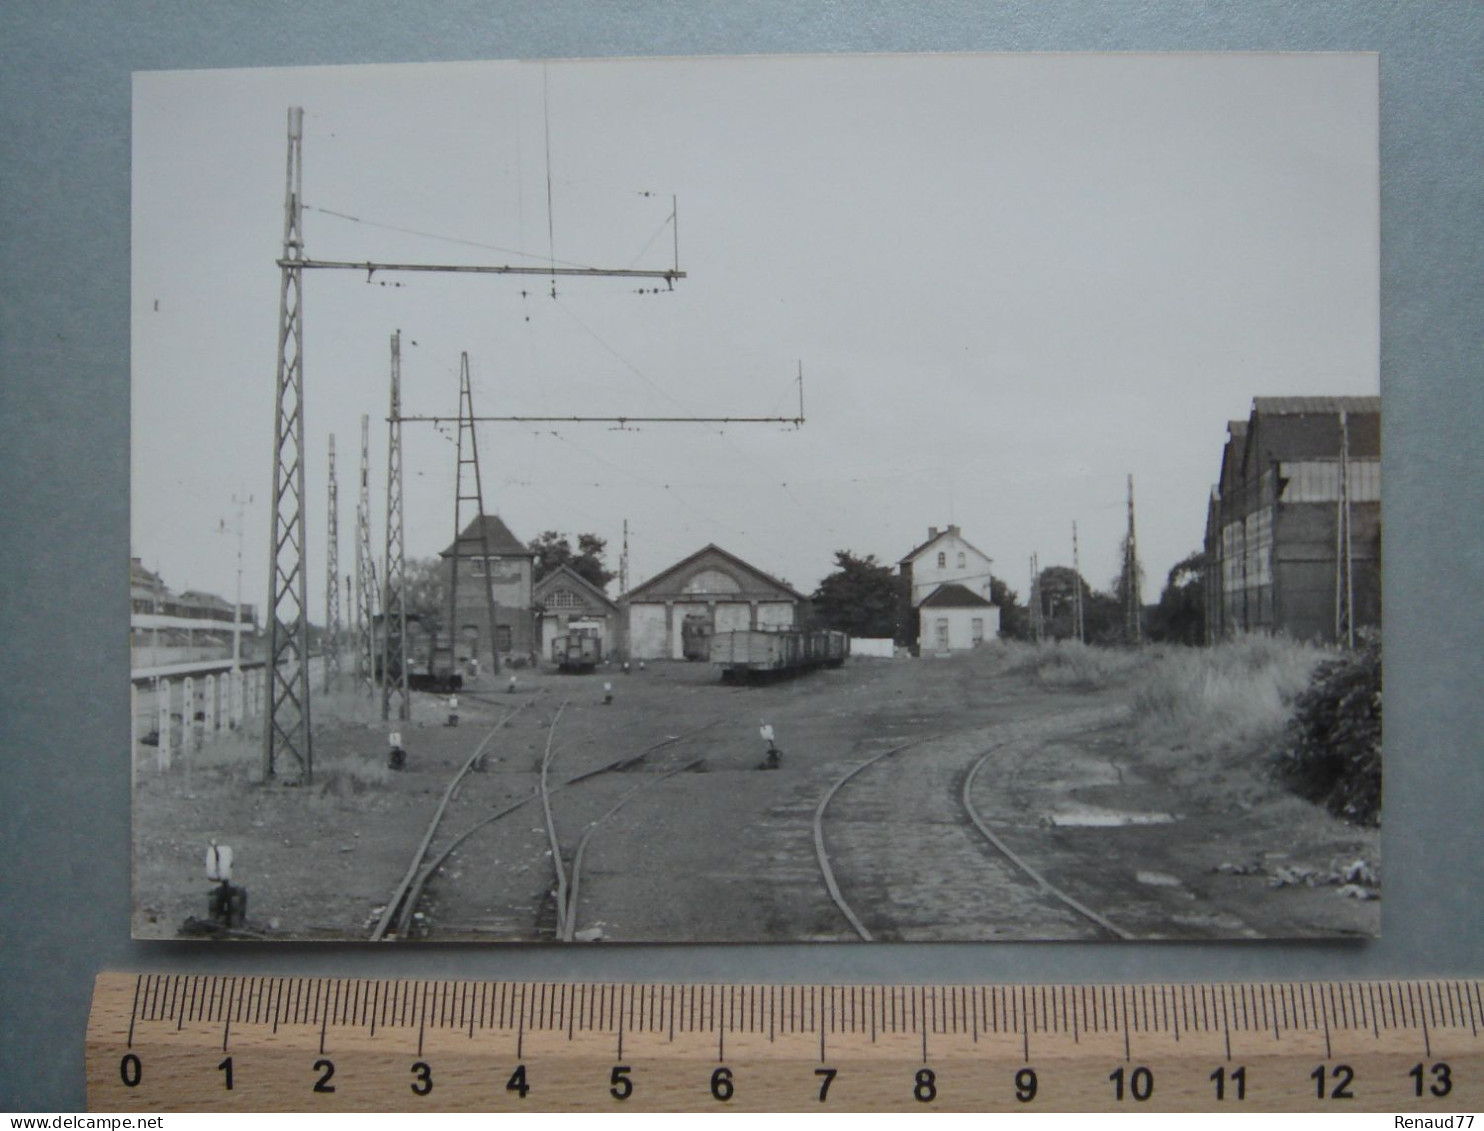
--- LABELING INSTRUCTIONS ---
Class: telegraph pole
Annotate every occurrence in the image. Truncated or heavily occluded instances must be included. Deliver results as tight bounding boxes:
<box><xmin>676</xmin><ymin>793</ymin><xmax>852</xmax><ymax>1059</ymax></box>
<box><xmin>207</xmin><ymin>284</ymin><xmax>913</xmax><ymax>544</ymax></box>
<box><xmin>1335</xmin><ymin>410</ymin><xmax>1355</xmax><ymax>648</ymax></box>
<box><xmin>1122</xmin><ymin>474</ymin><xmax>1143</xmax><ymax>645</ymax></box>
<box><xmin>1071</xmin><ymin>521</ymin><xmax>1085</xmax><ymax>644</ymax></box>
<box><xmin>382</xmin><ymin>332</ymin><xmax>410</xmax><ymax>722</ymax></box>
<box><xmin>619</xmin><ymin>519</ymin><xmax>630</xmax><ymax>595</ymax></box>
<box><xmin>263</xmin><ymin>106</ymin><xmax>311</xmax><ymax>783</ymax></box>
<box><xmin>323</xmin><ymin>435</ymin><xmax>341</xmax><ymax>693</ymax></box>
<box><xmin>355</xmin><ymin>415</ymin><xmax>376</xmax><ymax>696</ymax></box>
<box><xmin>1029</xmin><ymin>554</ymin><xmax>1044</xmax><ymax>644</ymax></box>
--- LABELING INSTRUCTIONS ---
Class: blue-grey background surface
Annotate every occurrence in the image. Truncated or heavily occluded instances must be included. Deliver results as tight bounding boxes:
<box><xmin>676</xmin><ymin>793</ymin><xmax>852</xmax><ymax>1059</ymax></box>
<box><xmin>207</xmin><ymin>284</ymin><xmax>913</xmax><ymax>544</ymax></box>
<box><xmin>1</xmin><ymin>2</ymin><xmax>1480</xmax><ymax>1111</ymax></box>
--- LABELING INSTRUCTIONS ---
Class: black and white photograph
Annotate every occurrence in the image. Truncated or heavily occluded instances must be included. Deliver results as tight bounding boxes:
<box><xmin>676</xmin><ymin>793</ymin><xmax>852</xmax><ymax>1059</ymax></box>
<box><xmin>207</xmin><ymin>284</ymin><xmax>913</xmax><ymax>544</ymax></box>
<box><xmin>130</xmin><ymin>52</ymin><xmax>1382</xmax><ymax>943</ymax></box>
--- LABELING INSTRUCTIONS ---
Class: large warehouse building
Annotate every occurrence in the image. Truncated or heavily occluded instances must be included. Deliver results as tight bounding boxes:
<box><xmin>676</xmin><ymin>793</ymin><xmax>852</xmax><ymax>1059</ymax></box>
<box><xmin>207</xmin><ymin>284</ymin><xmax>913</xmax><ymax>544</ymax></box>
<box><xmin>1203</xmin><ymin>396</ymin><xmax>1380</xmax><ymax>644</ymax></box>
<box><xmin>622</xmin><ymin>544</ymin><xmax>805</xmax><ymax>661</ymax></box>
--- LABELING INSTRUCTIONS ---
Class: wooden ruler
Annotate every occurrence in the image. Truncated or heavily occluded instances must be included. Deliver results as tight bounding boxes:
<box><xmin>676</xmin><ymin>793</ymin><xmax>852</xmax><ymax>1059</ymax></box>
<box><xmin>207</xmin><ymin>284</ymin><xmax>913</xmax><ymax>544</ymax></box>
<box><xmin>88</xmin><ymin>973</ymin><xmax>1483</xmax><ymax>1112</ymax></box>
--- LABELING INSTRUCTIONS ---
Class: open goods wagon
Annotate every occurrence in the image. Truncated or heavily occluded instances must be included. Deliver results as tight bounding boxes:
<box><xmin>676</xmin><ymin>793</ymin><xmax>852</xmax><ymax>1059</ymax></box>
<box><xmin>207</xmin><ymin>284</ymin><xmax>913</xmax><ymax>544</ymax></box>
<box><xmin>711</xmin><ymin>628</ymin><xmax>849</xmax><ymax>680</ymax></box>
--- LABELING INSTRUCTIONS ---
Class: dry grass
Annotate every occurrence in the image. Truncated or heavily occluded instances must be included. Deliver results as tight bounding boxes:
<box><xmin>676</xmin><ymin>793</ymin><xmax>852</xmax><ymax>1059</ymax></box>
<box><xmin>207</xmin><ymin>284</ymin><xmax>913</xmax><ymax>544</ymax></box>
<box><xmin>1130</xmin><ymin>635</ymin><xmax>1325</xmax><ymax>755</ymax></box>
<box><xmin>986</xmin><ymin>638</ymin><xmax>1157</xmax><ymax>690</ymax></box>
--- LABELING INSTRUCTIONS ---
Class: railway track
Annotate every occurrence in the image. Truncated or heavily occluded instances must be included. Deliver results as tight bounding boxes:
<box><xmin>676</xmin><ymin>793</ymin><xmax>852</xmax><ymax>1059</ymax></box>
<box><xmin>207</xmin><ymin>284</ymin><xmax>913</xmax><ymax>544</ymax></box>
<box><xmin>813</xmin><ymin>725</ymin><xmax>1132</xmax><ymax>942</ymax></box>
<box><xmin>369</xmin><ymin>688</ymin><xmax>726</xmax><ymax>940</ymax></box>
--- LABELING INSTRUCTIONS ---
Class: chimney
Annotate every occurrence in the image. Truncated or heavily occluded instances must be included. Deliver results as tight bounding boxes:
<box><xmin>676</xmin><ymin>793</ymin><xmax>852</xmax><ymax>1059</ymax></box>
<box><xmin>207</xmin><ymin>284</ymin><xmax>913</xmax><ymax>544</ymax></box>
<box><xmin>928</xmin><ymin>526</ymin><xmax>939</xmax><ymax>540</ymax></box>
<box><xmin>948</xmin><ymin>524</ymin><xmax>960</xmax><ymax>535</ymax></box>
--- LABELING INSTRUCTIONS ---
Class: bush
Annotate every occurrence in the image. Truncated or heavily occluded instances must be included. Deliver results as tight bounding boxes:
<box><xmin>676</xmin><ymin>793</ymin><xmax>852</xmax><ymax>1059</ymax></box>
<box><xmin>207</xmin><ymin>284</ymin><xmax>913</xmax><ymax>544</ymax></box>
<box><xmin>1272</xmin><ymin>633</ymin><xmax>1382</xmax><ymax>826</ymax></box>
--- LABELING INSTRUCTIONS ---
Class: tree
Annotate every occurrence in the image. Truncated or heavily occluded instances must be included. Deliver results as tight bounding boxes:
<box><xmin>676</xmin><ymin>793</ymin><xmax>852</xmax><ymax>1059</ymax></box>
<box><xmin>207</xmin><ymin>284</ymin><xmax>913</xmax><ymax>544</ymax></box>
<box><xmin>990</xmin><ymin>577</ymin><xmax>1026</xmax><ymax>640</ymax></box>
<box><xmin>811</xmin><ymin>551</ymin><xmax>900</xmax><ymax>638</ymax></box>
<box><xmin>528</xmin><ymin>531</ymin><xmax>615</xmax><ymax>590</ymax></box>
<box><xmin>403</xmin><ymin>556</ymin><xmax>448</xmax><ymax>636</ymax></box>
<box><xmin>1148</xmin><ymin>550</ymin><xmax>1206</xmax><ymax>645</ymax></box>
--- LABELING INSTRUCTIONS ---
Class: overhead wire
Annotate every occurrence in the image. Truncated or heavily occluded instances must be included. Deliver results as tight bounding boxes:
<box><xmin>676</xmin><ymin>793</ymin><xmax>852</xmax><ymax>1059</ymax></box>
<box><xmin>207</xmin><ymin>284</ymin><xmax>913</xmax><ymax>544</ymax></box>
<box><xmin>304</xmin><ymin>205</ymin><xmax>597</xmax><ymax>271</ymax></box>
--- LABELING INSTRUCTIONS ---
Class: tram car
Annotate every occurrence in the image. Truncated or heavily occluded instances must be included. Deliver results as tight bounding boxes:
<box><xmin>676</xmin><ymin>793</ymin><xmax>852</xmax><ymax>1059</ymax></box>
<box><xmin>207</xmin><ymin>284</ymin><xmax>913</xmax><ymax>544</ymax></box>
<box><xmin>710</xmin><ymin>628</ymin><xmax>850</xmax><ymax>680</ymax></box>
<box><xmin>552</xmin><ymin>633</ymin><xmax>602</xmax><ymax>672</ymax></box>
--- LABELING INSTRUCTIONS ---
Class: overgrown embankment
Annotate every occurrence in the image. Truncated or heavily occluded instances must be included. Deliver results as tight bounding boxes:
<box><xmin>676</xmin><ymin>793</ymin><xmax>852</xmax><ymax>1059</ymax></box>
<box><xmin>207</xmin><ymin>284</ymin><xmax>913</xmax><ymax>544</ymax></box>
<box><xmin>1271</xmin><ymin>633</ymin><xmax>1382</xmax><ymax>826</ymax></box>
<box><xmin>992</xmin><ymin>633</ymin><xmax>1381</xmax><ymax>827</ymax></box>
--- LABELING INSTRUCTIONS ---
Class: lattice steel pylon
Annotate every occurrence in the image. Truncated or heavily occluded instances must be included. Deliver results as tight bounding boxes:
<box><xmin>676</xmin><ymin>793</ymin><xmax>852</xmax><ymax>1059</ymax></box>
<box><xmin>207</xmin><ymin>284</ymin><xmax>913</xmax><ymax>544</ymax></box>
<box><xmin>1335</xmin><ymin>409</ymin><xmax>1355</xmax><ymax>648</ymax></box>
<box><xmin>1122</xmin><ymin>473</ymin><xmax>1143</xmax><ymax>645</ymax></box>
<box><xmin>354</xmin><ymin>414</ymin><xmax>376</xmax><ymax>695</ymax></box>
<box><xmin>382</xmin><ymin>332</ymin><xmax>410</xmax><ymax>721</ymax></box>
<box><xmin>323</xmin><ymin>434</ymin><xmax>341</xmax><ymax>693</ymax></box>
<box><xmin>262</xmin><ymin>106</ymin><xmax>312</xmax><ymax>783</ymax></box>
<box><xmin>446</xmin><ymin>352</ymin><xmax>504</xmax><ymax>676</ymax></box>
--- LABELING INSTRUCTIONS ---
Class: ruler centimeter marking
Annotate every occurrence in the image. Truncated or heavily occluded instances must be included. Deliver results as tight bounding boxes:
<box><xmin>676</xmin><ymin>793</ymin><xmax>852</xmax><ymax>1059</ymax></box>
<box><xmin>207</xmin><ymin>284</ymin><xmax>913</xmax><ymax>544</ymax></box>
<box><xmin>88</xmin><ymin>974</ymin><xmax>1483</xmax><ymax>1112</ymax></box>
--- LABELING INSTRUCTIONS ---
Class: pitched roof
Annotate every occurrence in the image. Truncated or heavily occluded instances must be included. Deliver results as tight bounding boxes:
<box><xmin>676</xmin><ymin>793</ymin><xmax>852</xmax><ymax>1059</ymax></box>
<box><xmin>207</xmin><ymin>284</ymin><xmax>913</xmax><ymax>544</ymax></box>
<box><xmin>1251</xmin><ymin>395</ymin><xmax>1381</xmax><ymax>416</ymax></box>
<box><xmin>625</xmin><ymin>543</ymin><xmax>806</xmax><ymax>602</ymax></box>
<box><xmin>919</xmin><ymin>582</ymin><xmax>994</xmax><ymax>608</ymax></box>
<box><xmin>438</xmin><ymin>514</ymin><xmax>533</xmax><ymax>558</ymax></box>
<box><xmin>533</xmin><ymin>563</ymin><xmax>618</xmax><ymax>612</ymax></box>
<box><xmin>898</xmin><ymin>527</ymin><xmax>994</xmax><ymax>567</ymax></box>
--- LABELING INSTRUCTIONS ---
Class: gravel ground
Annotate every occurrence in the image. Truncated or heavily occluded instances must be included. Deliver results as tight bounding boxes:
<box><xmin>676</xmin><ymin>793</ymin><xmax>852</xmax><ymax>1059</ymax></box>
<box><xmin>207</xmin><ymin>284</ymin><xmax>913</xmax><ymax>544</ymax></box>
<box><xmin>132</xmin><ymin>648</ymin><xmax>1379</xmax><ymax>942</ymax></box>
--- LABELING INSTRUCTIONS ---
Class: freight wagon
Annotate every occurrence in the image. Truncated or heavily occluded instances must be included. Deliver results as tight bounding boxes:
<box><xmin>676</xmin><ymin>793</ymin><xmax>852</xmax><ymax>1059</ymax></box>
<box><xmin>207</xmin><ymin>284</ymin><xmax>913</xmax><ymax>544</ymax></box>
<box><xmin>551</xmin><ymin>633</ymin><xmax>602</xmax><ymax>672</ymax></box>
<box><xmin>710</xmin><ymin>628</ymin><xmax>849</xmax><ymax>680</ymax></box>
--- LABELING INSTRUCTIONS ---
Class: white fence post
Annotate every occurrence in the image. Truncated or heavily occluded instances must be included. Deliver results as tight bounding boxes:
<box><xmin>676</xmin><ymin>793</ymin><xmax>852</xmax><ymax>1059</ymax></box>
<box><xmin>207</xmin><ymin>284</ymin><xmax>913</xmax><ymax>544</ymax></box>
<box><xmin>183</xmin><ymin>676</ymin><xmax>197</xmax><ymax>752</ymax></box>
<box><xmin>156</xmin><ymin>678</ymin><xmax>172</xmax><ymax>770</ymax></box>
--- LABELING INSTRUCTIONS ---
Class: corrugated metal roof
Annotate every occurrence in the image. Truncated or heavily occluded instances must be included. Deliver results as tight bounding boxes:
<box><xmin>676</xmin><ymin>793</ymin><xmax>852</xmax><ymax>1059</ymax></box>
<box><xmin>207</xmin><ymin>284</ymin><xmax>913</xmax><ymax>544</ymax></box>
<box><xmin>1251</xmin><ymin>395</ymin><xmax>1381</xmax><ymax>416</ymax></box>
<box><xmin>919</xmin><ymin>582</ymin><xmax>994</xmax><ymax>608</ymax></box>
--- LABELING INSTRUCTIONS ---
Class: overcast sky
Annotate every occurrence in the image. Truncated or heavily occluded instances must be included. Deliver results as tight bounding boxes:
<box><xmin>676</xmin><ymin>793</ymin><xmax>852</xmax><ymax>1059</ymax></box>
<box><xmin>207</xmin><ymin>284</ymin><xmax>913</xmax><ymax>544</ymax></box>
<box><xmin>132</xmin><ymin>53</ymin><xmax>1378</xmax><ymax>620</ymax></box>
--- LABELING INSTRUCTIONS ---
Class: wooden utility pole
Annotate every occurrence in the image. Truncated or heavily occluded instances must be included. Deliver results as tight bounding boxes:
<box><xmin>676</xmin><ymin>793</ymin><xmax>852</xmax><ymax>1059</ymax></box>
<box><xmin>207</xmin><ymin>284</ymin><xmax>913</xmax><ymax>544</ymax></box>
<box><xmin>1029</xmin><ymin>554</ymin><xmax>1044</xmax><ymax>644</ymax></box>
<box><xmin>1335</xmin><ymin>410</ymin><xmax>1355</xmax><ymax>648</ymax></box>
<box><xmin>1072</xmin><ymin>521</ymin><xmax>1085</xmax><ymax>644</ymax></box>
<box><xmin>619</xmin><ymin>519</ymin><xmax>630</xmax><ymax>596</ymax></box>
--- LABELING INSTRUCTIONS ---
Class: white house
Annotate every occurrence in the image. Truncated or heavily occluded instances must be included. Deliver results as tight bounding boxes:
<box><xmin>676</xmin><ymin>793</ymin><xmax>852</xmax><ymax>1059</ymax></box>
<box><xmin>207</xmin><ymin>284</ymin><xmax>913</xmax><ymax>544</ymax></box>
<box><xmin>898</xmin><ymin>525</ymin><xmax>999</xmax><ymax>651</ymax></box>
<box><xmin>918</xmin><ymin>583</ymin><xmax>997</xmax><ymax>654</ymax></box>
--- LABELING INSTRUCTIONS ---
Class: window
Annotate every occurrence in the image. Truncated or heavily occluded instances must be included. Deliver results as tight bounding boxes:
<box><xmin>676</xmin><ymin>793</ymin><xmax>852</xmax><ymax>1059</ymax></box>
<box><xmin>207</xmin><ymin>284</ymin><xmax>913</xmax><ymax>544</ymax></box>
<box><xmin>546</xmin><ymin>588</ymin><xmax>582</xmax><ymax>609</ymax></box>
<box><xmin>496</xmin><ymin>625</ymin><xmax>513</xmax><ymax>651</ymax></box>
<box><xmin>958</xmin><ymin>552</ymin><xmax>966</xmax><ymax>569</ymax></box>
<box><xmin>972</xmin><ymin>617</ymin><xmax>984</xmax><ymax>644</ymax></box>
<box><xmin>937</xmin><ymin>552</ymin><xmax>946</xmax><ymax>568</ymax></box>
<box><xmin>470</xmin><ymin>558</ymin><xmax>486</xmax><ymax>576</ymax></box>
<box><xmin>683</xmin><ymin>569</ymin><xmax>742</xmax><ymax>595</ymax></box>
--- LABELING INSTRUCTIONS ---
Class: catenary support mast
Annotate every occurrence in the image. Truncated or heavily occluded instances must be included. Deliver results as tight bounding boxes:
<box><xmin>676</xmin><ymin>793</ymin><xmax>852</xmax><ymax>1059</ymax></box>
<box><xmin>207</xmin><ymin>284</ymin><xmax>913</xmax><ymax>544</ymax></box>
<box><xmin>354</xmin><ymin>414</ymin><xmax>376</xmax><ymax>695</ymax></box>
<box><xmin>323</xmin><ymin>435</ymin><xmax>341</xmax><ymax>692</ymax></box>
<box><xmin>445</xmin><ymin>354</ymin><xmax>504</xmax><ymax>674</ymax></box>
<box><xmin>381</xmin><ymin>332</ymin><xmax>410</xmax><ymax>721</ymax></box>
<box><xmin>262</xmin><ymin>106</ymin><xmax>312</xmax><ymax>783</ymax></box>
<box><xmin>263</xmin><ymin>106</ymin><xmax>701</xmax><ymax>762</ymax></box>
